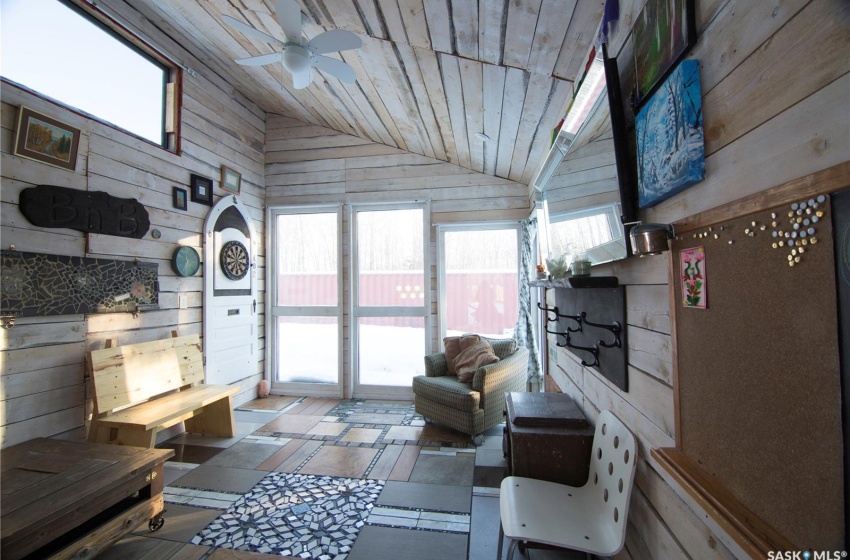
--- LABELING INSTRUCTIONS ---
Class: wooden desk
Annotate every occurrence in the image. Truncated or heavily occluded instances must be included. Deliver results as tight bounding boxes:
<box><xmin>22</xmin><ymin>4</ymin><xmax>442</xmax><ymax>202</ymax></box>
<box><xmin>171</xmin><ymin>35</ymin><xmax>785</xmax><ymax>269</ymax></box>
<box><xmin>1</xmin><ymin>438</ymin><xmax>173</xmax><ymax>560</ymax></box>
<box><xmin>503</xmin><ymin>392</ymin><xmax>594</xmax><ymax>486</ymax></box>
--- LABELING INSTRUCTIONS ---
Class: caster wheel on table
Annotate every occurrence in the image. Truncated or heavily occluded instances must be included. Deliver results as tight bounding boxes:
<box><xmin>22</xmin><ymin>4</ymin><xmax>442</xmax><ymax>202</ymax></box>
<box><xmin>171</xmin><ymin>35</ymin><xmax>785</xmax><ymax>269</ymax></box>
<box><xmin>149</xmin><ymin>513</ymin><xmax>165</xmax><ymax>532</ymax></box>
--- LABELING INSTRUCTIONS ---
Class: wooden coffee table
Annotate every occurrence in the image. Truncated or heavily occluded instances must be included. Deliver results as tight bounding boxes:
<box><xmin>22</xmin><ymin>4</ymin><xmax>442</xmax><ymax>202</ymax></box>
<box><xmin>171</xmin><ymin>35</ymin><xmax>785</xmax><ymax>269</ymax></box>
<box><xmin>1</xmin><ymin>438</ymin><xmax>173</xmax><ymax>560</ymax></box>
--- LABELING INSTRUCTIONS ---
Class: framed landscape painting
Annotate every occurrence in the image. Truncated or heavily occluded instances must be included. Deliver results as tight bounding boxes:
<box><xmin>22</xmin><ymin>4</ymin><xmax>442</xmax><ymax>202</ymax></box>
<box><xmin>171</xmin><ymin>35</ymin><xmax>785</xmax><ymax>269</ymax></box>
<box><xmin>635</xmin><ymin>59</ymin><xmax>705</xmax><ymax>208</ymax></box>
<box><xmin>220</xmin><ymin>165</ymin><xmax>241</xmax><ymax>194</ymax></box>
<box><xmin>633</xmin><ymin>0</ymin><xmax>697</xmax><ymax>109</ymax></box>
<box><xmin>14</xmin><ymin>106</ymin><xmax>81</xmax><ymax>171</ymax></box>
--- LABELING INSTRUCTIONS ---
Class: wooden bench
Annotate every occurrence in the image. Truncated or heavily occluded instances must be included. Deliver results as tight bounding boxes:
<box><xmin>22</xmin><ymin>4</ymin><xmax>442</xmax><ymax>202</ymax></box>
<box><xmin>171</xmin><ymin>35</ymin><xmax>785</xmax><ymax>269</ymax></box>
<box><xmin>88</xmin><ymin>332</ymin><xmax>239</xmax><ymax>448</ymax></box>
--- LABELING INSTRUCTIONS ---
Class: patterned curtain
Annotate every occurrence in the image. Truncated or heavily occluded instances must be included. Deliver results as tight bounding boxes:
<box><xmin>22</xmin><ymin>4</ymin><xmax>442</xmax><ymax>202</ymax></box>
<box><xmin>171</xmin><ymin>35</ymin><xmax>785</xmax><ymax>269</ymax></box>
<box><xmin>514</xmin><ymin>217</ymin><xmax>542</xmax><ymax>383</ymax></box>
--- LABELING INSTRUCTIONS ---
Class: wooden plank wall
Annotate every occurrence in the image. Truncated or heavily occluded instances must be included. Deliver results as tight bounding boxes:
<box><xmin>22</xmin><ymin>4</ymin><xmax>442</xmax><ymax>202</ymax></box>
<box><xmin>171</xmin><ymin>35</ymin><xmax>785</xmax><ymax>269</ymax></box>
<box><xmin>544</xmin><ymin>0</ymin><xmax>849</xmax><ymax>558</ymax></box>
<box><xmin>265</xmin><ymin>114</ymin><xmax>531</xmax><ymax>390</ymax></box>
<box><xmin>0</xmin><ymin>0</ymin><xmax>266</xmax><ymax>449</ymax></box>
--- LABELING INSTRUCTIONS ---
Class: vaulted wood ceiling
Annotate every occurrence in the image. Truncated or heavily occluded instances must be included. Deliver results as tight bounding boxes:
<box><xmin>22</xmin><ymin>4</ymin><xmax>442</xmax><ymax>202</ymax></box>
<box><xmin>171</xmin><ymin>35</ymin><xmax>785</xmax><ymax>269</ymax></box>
<box><xmin>127</xmin><ymin>0</ymin><xmax>606</xmax><ymax>186</ymax></box>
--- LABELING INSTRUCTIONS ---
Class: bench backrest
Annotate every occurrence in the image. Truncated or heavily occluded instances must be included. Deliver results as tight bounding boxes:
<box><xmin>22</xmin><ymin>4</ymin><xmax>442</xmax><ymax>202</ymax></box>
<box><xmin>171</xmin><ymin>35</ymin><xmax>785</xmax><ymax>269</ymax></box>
<box><xmin>89</xmin><ymin>333</ymin><xmax>204</xmax><ymax>414</ymax></box>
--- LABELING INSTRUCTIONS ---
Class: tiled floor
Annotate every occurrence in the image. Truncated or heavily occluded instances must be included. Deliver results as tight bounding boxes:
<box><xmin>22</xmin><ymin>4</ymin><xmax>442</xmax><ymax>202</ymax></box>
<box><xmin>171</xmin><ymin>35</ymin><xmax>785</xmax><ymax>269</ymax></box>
<box><xmin>104</xmin><ymin>397</ymin><xmax>581</xmax><ymax>560</ymax></box>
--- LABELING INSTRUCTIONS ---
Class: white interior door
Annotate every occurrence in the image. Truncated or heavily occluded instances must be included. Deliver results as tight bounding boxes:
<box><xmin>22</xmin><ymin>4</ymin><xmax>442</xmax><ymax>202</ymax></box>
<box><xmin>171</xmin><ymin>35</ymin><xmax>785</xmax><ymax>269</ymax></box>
<box><xmin>351</xmin><ymin>203</ymin><xmax>430</xmax><ymax>399</ymax></box>
<box><xmin>203</xmin><ymin>197</ymin><xmax>257</xmax><ymax>386</ymax></box>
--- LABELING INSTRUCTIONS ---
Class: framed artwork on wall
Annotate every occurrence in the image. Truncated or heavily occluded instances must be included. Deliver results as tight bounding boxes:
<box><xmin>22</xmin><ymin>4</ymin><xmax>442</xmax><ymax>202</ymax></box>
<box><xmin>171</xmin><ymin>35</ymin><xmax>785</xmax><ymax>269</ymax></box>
<box><xmin>220</xmin><ymin>165</ymin><xmax>241</xmax><ymax>194</ymax></box>
<box><xmin>190</xmin><ymin>174</ymin><xmax>213</xmax><ymax>206</ymax></box>
<box><xmin>680</xmin><ymin>246</ymin><xmax>707</xmax><ymax>309</ymax></box>
<box><xmin>14</xmin><ymin>106</ymin><xmax>81</xmax><ymax>171</ymax></box>
<box><xmin>635</xmin><ymin>59</ymin><xmax>705</xmax><ymax>208</ymax></box>
<box><xmin>173</xmin><ymin>187</ymin><xmax>188</xmax><ymax>211</ymax></box>
<box><xmin>632</xmin><ymin>0</ymin><xmax>697</xmax><ymax>109</ymax></box>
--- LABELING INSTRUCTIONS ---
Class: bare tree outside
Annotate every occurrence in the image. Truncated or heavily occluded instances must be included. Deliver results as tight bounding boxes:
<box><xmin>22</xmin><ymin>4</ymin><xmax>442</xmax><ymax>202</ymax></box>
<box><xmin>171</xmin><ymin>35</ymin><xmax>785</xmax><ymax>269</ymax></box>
<box><xmin>550</xmin><ymin>213</ymin><xmax>613</xmax><ymax>258</ymax></box>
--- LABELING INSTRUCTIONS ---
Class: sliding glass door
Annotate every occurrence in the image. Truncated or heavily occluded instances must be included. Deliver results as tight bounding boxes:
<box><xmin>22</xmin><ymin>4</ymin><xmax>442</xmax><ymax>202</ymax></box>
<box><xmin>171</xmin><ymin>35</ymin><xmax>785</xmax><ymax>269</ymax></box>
<box><xmin>351</xmin><ymin>203</ymin><xmax>430</xmax><ymax>399</ymax></box>
<box><xmin>268</xmin><ymin>206</ymin><xmax>343</xmax><ymax>396</ymax></box>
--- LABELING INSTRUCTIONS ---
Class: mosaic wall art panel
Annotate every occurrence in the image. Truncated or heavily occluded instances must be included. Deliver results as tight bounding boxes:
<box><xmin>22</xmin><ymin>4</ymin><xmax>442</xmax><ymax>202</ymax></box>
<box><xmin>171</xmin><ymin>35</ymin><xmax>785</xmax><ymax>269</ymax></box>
<box><xmin>1</xmin><ymin>250</ymin><xmax>159</xmax><ymax>317</ymax></box>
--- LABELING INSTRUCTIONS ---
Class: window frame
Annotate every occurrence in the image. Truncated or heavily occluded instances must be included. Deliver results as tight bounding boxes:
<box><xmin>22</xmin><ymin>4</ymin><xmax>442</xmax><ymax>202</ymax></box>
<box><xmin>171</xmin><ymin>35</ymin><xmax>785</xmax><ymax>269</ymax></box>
<box><xmin>1</xmin><ymin>0</ymin><xmax>182</xmax><ymax>153</ymax></box>
<box><xmin>266</xmin><ymin>204</ymin><xmax>345</xmax><ymax>397</ymax></box>
<box><xmin>547</xmin><ymin>203</ymin><xmax>622</xmax><ymax>258</ymax></box>
<box><xmin>349</xmin><ymin>201</ymin><xmax>431</xmax><ymax>399</ymax></box>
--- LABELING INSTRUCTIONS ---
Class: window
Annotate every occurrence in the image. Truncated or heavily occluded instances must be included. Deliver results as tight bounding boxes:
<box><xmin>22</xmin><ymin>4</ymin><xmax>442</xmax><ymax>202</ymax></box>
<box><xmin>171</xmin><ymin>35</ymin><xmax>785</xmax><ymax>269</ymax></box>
<box><xmin>438</xmin><ymin>224</ymin><xmax>520</xmax><ymax>341</ymax></box>
<box><xmin>1</xmin><ymin>0</ymin><xmax>180</xmax><ymax>149</ymax></box>
<box><xmin>548</xmin><ymin>205</ymin><xmax>620</xmax><ymax>259</ymax></box>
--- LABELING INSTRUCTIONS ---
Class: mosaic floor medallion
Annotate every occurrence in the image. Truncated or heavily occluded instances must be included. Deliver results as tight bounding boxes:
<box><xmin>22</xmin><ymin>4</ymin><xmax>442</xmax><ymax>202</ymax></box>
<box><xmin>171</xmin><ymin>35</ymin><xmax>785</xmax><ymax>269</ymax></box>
<box><xmin>191</xmin><ymin>472</ymin><xmax>384</xmax><ymax>559</ymax></box>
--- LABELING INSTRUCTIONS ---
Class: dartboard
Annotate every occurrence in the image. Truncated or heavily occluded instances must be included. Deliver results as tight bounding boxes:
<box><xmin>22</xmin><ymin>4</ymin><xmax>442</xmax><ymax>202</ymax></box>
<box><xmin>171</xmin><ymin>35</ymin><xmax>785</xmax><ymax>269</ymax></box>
<box><xmin>220</xmin><ymin>240</ymin><xmax>250</xmax><ymax>280</ymax></box>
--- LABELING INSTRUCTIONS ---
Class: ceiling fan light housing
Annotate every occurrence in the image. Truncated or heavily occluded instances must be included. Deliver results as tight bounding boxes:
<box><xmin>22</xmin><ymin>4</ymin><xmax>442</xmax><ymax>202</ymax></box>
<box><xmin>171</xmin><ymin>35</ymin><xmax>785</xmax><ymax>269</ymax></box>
<box><xmin>282</xmin><ymin>44</ymin><xmax>310</xmax><ymax>73</ymax></box>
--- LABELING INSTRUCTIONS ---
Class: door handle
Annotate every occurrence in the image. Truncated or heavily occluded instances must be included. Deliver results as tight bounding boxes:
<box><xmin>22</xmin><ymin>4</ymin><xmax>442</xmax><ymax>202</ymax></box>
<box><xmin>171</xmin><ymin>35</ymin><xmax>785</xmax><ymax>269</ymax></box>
<box><xmin>253</xmin><ymin>299</ymin><xmax>257</xmax><ymax>314</ymax></box>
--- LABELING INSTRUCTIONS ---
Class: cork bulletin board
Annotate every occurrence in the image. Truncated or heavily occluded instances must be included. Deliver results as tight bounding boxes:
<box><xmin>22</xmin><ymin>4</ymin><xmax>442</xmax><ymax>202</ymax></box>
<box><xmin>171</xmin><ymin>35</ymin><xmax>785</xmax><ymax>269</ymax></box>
<box><xmin>671</xmin><ymin>197</ymin><xmax>844</xmax><ymax>548</ymax></box>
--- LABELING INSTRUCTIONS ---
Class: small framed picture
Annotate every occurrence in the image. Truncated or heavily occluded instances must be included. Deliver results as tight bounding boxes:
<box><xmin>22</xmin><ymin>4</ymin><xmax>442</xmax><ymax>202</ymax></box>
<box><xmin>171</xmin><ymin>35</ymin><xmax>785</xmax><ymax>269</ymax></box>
<box><xmin>173</xmin><ymin>186</ymin><xmax>188</xmax><ymax>211</ymax></box>
<box><xmin>220</xmin><ymin>165</ymin><xmax>241</xmax><ymax>194</ymax></box>
<box><xmin>14</xmin><ymin>106</ymin><xmax>81</xmax><ymax>171</ymax></box>
<box><xmin>190</xmin><ymin>174</ymin><xmax>213</xmax><ymax>206</ymax></box>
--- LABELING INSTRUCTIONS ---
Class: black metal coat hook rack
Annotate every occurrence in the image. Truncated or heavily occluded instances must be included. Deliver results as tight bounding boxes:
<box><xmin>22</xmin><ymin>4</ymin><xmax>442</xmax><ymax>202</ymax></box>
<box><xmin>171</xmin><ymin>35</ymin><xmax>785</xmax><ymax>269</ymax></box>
<box><xmin>537</xmin><ymin>302</ymin><xmax>582</xmax><ymax>332</ymax></box>
<box><xmin>544</xmin><ymin>284</ymin><xmax>627</xmax><ymax>391</ymax></box>
<box><xmin>537</xmin><ymin>302</ymin><xmax>559</xmax><ymax>323</ymax></box>
<box><xmin>565</xmin><ymin>333</ymin><xmax>599</xmax><ymax>367</ymax></box>
<box><xmin>580</xmin><ymin>312</ymin><xmax>622</xmax><ymax>348</ymax></box>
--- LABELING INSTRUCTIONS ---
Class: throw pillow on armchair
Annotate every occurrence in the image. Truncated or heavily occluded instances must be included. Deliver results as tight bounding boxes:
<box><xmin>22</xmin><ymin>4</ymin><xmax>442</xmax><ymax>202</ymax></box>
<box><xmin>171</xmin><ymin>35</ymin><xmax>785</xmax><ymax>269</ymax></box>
<box><xmin>453</xmin><ymin>337</ymin><xmax>500</xmax><ymax>382</ymax></box>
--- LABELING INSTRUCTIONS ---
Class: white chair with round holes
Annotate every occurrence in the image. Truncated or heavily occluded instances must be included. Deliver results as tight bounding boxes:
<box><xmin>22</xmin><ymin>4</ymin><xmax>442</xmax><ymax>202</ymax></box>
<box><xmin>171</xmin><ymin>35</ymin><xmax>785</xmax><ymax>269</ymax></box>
<box><xmin>496</xmin><ymin>410</ymin><xmax>637</xmax><ymax>560</ymax></box>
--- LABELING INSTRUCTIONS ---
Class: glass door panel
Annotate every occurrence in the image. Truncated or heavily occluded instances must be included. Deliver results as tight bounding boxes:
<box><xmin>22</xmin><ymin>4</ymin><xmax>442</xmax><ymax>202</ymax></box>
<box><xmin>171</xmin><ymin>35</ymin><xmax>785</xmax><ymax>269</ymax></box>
<box><xmin>442</xmin><ymin>227</ymin><xmax>519</xmax><ymax>340</ymax></box>
<box><xmin>357</xmin><ymin>316</ymin><xmax>425</xmax><ymax>386</ymax></box>
<box><xmin>276</xmin><ymin>316</ymin><xmax>338</xmax><ymax>384</ymax></box>
<box><xmin>277</xmin><ymin>212</ymin><xmax>339</xmax><ymax>306</ymax></box>
<box><xmin>356</xmin><ymin>208</ymin><xmax>424</xmax><ymax>306</ymax></box>
<box><xmin>270</xmin><ymin>207</ymin><xmax>342</xmax><ymax>396</ymax></box>
<box><xmin>352</xmin><ymin>205</ymin><xmax>429</xmax><ymax>398</ymax></box>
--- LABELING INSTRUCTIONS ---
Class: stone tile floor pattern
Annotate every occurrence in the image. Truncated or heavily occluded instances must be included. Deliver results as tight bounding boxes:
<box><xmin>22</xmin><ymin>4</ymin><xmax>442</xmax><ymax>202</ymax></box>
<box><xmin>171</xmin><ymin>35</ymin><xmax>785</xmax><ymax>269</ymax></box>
<box><xmin>104</xmin><ymin>396</ymin><xmax>579</xmax><ymax>560</ymax></box>
<box><xmin>191</xmin><ymin>473</ymin><xmax>383</xmax><ymax>558</ymax></box>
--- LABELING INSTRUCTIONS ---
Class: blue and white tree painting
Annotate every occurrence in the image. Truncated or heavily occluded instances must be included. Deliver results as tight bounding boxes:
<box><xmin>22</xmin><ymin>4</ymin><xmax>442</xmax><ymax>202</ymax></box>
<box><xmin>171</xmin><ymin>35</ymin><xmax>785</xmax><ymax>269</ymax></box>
<box><xmin>635</xmin><ymin>59</ymin><xmax>705</xmax><ymax>208</ymax></box>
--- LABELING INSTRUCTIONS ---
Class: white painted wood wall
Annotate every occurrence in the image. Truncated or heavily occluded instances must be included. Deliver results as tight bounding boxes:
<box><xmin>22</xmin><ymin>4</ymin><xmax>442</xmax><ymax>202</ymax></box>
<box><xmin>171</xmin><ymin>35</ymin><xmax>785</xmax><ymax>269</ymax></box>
<box><xmin>0</xmin><ymin>0</ymin><xmax>266</xmax><ymax>448</ymax></box>
<box><xmin>545</xmin><ymin>0</ymin><xmax>850</xmax><ymax>557</ymax></box>
<box><xmin>265</xmin><ymin>114</ymin><xmax>531</xmax><ymax>392</ymax></box>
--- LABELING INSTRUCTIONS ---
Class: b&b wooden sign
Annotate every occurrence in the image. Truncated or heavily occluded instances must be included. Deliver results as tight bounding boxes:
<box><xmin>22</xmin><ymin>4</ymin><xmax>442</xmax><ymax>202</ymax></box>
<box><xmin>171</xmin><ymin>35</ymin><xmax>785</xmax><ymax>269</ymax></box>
<box><xmin>20</xmin><ymin>185</ymin><xmax>150</xmax><ymax>239</ymax></box>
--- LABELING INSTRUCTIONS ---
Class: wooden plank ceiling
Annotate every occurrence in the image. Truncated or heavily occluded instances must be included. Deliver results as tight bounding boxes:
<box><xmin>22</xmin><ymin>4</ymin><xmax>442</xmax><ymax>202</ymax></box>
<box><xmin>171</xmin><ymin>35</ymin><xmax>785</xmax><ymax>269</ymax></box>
<box><xmin>127</xmin><ymin>0</ymin><xmax>605</xmax><ymax>186</ymax></box>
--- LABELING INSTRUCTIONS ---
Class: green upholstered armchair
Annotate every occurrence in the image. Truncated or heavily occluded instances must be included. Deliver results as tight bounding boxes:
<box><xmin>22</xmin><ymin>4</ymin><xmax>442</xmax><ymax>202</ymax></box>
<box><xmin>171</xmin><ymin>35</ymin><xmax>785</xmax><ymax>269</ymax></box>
<box><xmin>412</xmin><ymin>339</ymin><xmax>529</xmax><ymax>445</ymax></box>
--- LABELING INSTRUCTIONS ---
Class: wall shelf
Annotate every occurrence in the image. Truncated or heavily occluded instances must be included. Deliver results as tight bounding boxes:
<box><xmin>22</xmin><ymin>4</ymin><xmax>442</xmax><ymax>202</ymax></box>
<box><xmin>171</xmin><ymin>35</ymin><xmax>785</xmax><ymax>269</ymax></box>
<box><xmin>530</xmin><ymin>276</ymin><xmax>619</xmax><ymax>289</ymax></box>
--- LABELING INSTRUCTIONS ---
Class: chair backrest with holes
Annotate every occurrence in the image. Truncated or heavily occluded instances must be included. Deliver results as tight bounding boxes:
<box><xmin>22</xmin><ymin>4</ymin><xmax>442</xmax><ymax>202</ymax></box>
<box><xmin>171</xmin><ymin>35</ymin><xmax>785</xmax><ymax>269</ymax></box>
<box><xmin>586</xmin><ymin>410</ymin><xmax>637</xmax><ymax>555</ymax></box>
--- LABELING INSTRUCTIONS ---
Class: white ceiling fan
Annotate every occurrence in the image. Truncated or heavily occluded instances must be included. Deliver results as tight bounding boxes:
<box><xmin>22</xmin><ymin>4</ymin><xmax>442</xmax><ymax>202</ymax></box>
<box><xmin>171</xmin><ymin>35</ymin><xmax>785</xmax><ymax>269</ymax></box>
<box><xmin>222</xmin><ymin>0</ymin><xmax>362</xmax><ymax>89</ymax></box>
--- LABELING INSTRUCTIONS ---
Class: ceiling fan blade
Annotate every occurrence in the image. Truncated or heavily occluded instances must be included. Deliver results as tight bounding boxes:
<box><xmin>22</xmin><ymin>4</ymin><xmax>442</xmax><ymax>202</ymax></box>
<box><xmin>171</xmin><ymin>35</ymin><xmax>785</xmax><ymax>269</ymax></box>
<box><xmin>308</xmin><ymin>29</ymin><xmax>362</xmax><ymax>55</ymax></box>
<box><xmin>313</xmin><ymin>55</ymin><xmax>356</xmax><ymax>83</ymax></box>
<box><xmin>292</xmin><ymin>67</ymin><xmax>312</xmax><ymax>89</ymax></box>
<box><xmin>222</xmin><ymin>15</ymin><xmax>285</xmax><ymax>47</ymax></box>
<box><xmin>235</xmin><ymin>52</ymin><xmax>283</xmax><ymax>66</ymax></box>
<box><xmin>276</xmin><ymin>0</ymin><xmax>303</xmax><ymax>43</ymax></box>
